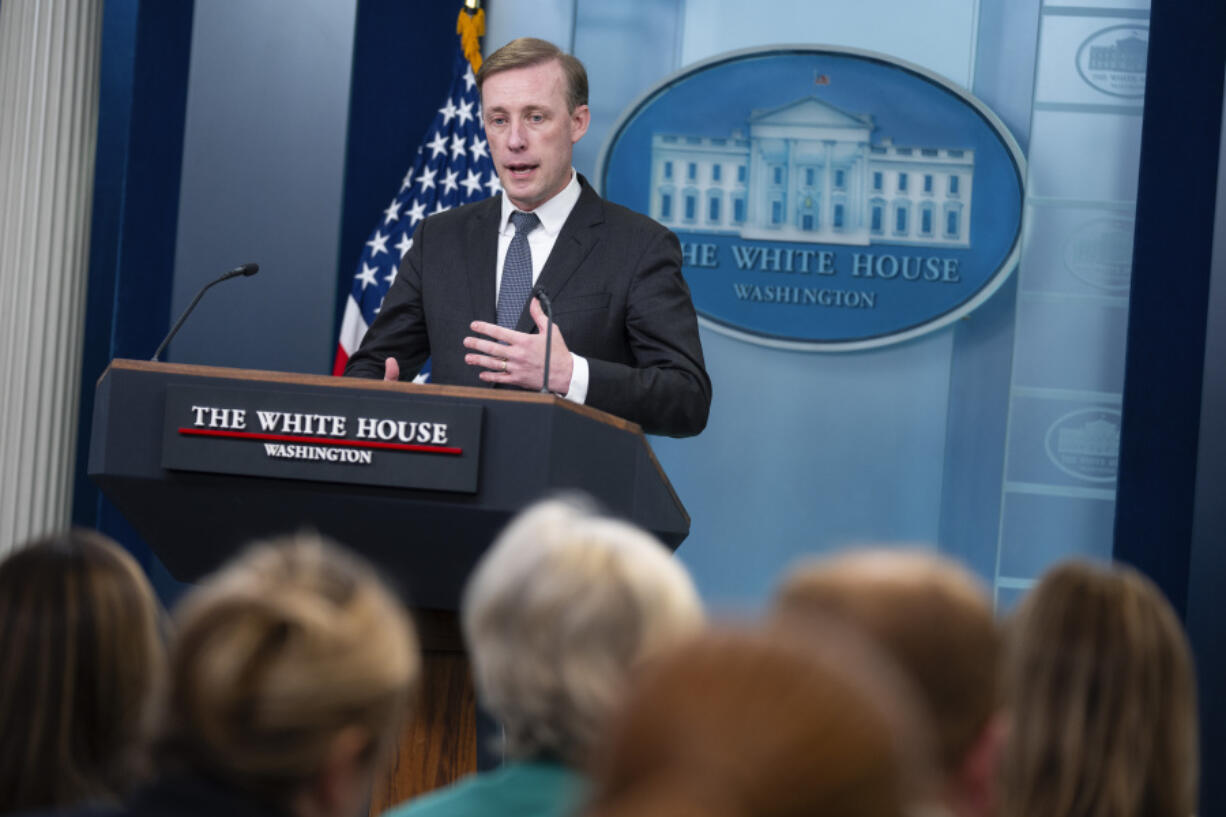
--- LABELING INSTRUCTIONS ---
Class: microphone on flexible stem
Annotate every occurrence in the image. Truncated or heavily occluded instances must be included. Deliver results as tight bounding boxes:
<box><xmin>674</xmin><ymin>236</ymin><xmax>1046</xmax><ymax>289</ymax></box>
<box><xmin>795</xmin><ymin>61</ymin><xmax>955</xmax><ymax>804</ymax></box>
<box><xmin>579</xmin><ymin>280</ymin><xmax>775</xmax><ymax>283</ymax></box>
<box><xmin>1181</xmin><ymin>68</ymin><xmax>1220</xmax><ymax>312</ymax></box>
<box><xmin>151</xmin><ymin>263</ymin><xmax>260</xmax><ymax>362</ymax></box>
<box><xmin>533</xmin><ymin>285</ymin><xmax>554</xmax><ymax>394</ymax></box>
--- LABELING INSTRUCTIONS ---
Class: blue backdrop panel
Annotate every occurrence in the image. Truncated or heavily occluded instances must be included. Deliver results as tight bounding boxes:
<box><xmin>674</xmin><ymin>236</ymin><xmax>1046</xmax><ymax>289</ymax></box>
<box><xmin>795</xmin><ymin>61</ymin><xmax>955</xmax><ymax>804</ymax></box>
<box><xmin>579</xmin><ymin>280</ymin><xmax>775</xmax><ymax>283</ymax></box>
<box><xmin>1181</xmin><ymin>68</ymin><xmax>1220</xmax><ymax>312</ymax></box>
<box><xmin>73</xmin><ymin>0</ymin><xmax>194</xmax><ymax>559</ymax></box>
<box><xmin>334</xmin><ymin>0</ymin><xmax>459</xmax><ymax>341</ymax></box>
<box><xmin>998</xmin><ymin>492</ymin><xmax>1114</xmax><ymax>577</ymax></box>
<box><xmin>165</xmin><ymin>0</ymin><xmax>357</xmax><ymax>375</ymax></box>
<box><xmin>938</xmin><ymin>0</ymin><xmax>1039</xmax><ymax>584</ymax></box>
<box><xmin>655</xmin><ymin>328</ymin><xmax>952</xmax><ymax>607</ymax></box>
<box><xmin>572</xmin><ymin>0</ymin><xmax>1021</xmax><ymax>608</ymax></box>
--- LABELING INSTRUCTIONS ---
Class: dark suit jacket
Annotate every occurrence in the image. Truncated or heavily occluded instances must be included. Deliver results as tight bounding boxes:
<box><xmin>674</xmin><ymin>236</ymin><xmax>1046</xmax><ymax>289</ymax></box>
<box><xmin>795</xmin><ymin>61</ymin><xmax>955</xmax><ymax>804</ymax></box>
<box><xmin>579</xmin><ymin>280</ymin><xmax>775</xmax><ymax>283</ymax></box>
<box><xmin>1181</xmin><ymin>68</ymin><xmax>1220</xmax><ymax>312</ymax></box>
<box><xmin>345</xmin><ymin>178</ymin><xmax>712</xmax><ymax>437</ymax></box>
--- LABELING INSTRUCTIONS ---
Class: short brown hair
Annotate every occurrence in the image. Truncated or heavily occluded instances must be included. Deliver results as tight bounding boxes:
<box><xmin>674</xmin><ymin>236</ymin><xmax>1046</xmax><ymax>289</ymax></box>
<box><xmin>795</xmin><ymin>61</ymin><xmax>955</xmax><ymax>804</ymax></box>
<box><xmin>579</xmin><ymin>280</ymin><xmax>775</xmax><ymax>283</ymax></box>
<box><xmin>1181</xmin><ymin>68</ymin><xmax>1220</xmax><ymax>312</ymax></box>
<box><xmin>1000</xmin><ymin>561</ymin><xmax>1198</xmax><ymax>817</ymax></box>
<box><xmin>477</xmin><ymin>37</ymin><xmax>588</xmax><ymax>112</ymax></box>
<box><xmin>157</xmin><ymin>533</ymin><xmax>420</xmax><ymax>808</ymax></box>
<box><xmin>584</xmin><ymin>626</ymin><xmax>936</xmax><ymax>817</ymax></box>
<box><xmin>773</xmin><ymin>549</ymin><xmax>1000</xmax><ymax>776</ymax></box>
<box><xmin>0</xmin><ymin>529</ymin><xmax>165</xmax><ymax>812</ymax></box>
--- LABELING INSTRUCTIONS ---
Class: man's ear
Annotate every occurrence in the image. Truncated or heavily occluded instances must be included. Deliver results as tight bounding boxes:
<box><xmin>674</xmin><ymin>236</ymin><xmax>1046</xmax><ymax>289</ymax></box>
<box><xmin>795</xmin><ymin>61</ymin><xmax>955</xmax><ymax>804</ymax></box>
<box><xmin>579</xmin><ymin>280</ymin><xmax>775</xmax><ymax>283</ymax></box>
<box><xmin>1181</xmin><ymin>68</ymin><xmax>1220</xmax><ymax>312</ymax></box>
<box><xmin>949</xmin><ymin>711</ymin><xmax>1008</xmax><ymax>817</ymax></box>
<box><xmin>570</xmin><ymin>104</ymin><xmax>591</xmax><ymax>144</ymax></box>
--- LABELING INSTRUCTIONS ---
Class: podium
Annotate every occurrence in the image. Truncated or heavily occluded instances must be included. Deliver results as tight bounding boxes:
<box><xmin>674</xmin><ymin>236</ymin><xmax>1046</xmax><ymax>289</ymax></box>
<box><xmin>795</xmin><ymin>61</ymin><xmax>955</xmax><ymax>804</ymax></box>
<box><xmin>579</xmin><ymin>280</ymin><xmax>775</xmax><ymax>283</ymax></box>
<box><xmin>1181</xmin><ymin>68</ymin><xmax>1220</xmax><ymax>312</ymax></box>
<box><xmin>88</xmin><ymin>359</ymin><xmax>690</xmax><ymax>804</ymax></box>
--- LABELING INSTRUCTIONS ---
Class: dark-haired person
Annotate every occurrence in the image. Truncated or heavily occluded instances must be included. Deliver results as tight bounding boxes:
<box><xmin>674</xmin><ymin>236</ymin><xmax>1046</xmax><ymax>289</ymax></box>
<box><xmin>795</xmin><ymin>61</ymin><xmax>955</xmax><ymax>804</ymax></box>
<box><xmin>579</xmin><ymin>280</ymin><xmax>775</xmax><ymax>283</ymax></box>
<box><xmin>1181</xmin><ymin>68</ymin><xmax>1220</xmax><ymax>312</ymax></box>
<box><xmin>0</xmin><ymin>529</ymin><xmax>165</xmax><ymax>814</ymax></box>
<box><xmin>345</xmin><ymin>37</ymin><xmax>711</xmax><ymax>438</ymax></box>
<box><xmin>124</xmin><ymin>533</ymin><xmax>420</xmax><ymax>817</ymax></box>
<box><xmin>999</xmin><ymin>560</ymin><xmax>1198</xmax><ymax>817</ymax></box>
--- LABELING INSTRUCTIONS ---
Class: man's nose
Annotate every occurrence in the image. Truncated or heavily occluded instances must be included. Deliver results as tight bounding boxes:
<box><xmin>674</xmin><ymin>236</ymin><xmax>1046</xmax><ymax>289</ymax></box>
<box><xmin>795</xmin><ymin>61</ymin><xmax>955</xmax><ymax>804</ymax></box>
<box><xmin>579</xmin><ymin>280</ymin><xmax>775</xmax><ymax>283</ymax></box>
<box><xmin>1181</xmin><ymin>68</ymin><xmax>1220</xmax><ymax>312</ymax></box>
<box><xmin>506</xmin><ymin>120</ymin><xmax>527</xmax><ymax>150</ymax></box>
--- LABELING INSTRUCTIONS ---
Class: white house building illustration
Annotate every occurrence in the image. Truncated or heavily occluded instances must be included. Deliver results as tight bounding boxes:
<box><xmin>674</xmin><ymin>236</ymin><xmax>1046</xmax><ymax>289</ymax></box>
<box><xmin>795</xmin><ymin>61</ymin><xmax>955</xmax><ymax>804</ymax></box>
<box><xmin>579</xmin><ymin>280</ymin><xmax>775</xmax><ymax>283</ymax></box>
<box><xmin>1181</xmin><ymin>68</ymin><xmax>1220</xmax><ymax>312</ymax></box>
<box><xmin>649</xmin><ymin>96</ymin><xmax>974</xmax><ymax>248</ymax></box>
<box><xmin>1088</xmin><ymin>33</ymin><xmax>1147</xmax><ymax>73</ymax></box>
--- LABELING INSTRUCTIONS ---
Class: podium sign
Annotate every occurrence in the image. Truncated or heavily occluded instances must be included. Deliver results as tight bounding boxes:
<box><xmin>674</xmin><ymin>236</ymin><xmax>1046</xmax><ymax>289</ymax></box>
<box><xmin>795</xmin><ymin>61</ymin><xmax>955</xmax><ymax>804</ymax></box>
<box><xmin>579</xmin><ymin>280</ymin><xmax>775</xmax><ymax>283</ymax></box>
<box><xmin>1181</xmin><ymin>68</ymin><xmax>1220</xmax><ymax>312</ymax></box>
<box><xmin>161</xmin><ymin>384</ymin><xmax>483</xmax><ymax>492</ymax></box>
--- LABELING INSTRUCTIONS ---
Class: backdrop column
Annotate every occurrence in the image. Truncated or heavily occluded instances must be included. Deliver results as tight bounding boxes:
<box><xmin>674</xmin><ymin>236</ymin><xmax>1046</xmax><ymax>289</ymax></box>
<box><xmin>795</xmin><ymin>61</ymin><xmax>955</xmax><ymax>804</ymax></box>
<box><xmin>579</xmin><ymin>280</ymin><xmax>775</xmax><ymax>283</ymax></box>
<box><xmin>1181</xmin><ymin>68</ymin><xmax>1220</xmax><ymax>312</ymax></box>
<box><xmin>0</xmin><ymin>0</ymin><xmax>104</xmax><ymax>554</ymax></box>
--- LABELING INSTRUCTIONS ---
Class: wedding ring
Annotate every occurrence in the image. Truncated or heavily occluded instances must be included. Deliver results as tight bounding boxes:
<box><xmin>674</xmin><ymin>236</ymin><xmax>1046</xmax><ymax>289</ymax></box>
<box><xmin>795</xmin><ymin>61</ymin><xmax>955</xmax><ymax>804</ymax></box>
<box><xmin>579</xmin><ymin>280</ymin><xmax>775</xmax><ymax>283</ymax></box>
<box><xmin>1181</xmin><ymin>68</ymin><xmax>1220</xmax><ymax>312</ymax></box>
<box><xmin>501</xmin><ymin>359</ymin><xmax>508</xmax><ymax>372</ymax></box>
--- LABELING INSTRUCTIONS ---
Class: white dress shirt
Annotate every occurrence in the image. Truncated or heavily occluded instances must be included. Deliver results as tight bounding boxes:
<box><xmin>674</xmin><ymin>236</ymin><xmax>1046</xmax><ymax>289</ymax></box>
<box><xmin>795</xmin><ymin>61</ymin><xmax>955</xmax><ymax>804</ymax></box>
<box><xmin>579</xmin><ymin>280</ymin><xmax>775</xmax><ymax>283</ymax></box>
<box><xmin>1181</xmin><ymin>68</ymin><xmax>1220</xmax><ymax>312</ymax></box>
<box><xmin>495</xmin><ymin>169</ymin><xmax>589</xmax><ymax>403</ymax></box>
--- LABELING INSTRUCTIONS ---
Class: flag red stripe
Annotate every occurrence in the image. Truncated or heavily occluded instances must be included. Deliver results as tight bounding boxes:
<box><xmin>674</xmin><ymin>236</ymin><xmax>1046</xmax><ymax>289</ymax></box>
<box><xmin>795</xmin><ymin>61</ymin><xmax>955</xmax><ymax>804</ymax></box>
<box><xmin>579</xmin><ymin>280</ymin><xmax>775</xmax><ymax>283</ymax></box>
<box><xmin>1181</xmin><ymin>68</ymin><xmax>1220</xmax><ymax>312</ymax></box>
<box><xmin>332</xmin><ymin>345</ymin><xmax>349</xmax><ymax>376</ymax></box>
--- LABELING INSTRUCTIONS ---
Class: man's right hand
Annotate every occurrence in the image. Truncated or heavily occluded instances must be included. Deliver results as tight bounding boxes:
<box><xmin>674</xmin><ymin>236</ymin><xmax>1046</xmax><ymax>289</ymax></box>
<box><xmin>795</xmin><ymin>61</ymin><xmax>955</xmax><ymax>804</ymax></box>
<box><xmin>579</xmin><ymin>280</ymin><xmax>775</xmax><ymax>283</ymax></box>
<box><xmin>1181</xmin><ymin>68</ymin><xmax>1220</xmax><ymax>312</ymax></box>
<box><xmin>383</xmin><ymin>357</ymin><xmax>400</xmax><ymax>381</ymax></box>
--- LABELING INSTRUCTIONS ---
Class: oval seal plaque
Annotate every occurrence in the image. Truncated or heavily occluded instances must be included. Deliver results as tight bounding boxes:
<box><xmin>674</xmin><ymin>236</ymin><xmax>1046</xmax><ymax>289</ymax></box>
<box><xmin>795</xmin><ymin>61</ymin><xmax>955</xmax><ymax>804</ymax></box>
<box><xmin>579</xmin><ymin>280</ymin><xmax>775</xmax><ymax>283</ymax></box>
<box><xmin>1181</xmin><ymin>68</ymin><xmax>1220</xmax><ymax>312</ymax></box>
<box><xmin>1044</xmin><ymin>407</ymin><xmax>1121</xmax><ymax>483</ymax></box>
<box><xmin>597</xmin><ymin>46</ymin><xmax>1025</xmax><ymax>351</ymax></box>
<box><xmin>1075</xmin><ymin>25</ymin><xmax>1148</xmax><ymax>99</ymax></box>
<box><xmin>1062</xmin><ymin>217</ymin><xmax>1134</xmax><ymax>292</ymax></box>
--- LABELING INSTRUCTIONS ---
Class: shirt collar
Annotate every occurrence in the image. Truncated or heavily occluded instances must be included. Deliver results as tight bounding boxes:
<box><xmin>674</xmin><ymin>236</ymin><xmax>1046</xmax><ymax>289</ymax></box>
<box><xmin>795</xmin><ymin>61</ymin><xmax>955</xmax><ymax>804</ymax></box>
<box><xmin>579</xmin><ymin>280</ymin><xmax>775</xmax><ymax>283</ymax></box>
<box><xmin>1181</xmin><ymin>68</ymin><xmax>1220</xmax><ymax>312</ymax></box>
<box><xmin>499</xmin><ymin>169</ymin><xmax>581</xmax><ymax>237</ymax></box>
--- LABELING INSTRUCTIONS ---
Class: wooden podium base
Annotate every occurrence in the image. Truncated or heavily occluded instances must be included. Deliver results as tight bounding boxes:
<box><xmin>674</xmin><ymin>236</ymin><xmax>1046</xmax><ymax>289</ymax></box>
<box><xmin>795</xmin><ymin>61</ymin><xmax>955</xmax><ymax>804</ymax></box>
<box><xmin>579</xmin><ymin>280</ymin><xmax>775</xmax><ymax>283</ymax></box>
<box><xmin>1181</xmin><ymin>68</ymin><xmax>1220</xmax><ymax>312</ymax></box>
<box><xmin>370</xmin><ymin>612</ymin><xmax>478</xmax><ymax>815</ymax></box>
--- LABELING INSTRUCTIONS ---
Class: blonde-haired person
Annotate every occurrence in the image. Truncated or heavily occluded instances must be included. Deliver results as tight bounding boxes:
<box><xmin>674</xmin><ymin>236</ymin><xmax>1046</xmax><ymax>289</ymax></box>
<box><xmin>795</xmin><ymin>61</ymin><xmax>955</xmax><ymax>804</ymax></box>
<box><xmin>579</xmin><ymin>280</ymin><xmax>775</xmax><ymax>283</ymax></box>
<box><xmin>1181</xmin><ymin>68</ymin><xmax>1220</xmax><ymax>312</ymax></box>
<box><xmin>583</xmin><ymin>625</ymin><xmax>939</xmax><ymax>817</ymax></box>
<box><xmin>383</xmin><ymin>496</ymin><xmax>704</xmax><ymax>817</ymax></box>
<box><xmin>773</xmin><ymin>549</ymin><xmax>1003</xmax><ymax>817</ymax></box>
<box><xmin>124</xmin><ymin>533</ymin><xmax>419</xmax><ymax>817</ymax></box>
<box><xmin>999</xmin><ymin>560</ymin><xmax>1198</xmax><ymax>817</ymax></box>
<box><xmin>0</xmin><ymin>529</ymin><xmax>165</xmax><ymax>814</ymax></box>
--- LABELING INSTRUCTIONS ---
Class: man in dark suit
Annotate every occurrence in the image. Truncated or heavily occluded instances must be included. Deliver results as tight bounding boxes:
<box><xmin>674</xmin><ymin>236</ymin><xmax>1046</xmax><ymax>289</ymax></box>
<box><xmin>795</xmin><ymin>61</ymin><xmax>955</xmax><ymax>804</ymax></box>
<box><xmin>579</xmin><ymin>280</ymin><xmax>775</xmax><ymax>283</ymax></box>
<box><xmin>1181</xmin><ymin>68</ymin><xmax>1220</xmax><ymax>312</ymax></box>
<box><xmin>344</xmin><ymin>38</ymin><xmax>711</xmax><ymax>438</ymax></box>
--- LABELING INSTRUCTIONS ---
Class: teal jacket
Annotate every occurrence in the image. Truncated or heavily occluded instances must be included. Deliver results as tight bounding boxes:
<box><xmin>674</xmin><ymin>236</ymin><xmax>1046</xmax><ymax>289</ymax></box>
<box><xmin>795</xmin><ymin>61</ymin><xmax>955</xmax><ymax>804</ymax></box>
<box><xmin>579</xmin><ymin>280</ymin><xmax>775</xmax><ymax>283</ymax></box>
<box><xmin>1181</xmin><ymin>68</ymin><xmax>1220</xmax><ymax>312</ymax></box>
<box><xmin>381</xmin><ymin>762</ymin><xmax>586</xmax><ymax>817</ymax></box>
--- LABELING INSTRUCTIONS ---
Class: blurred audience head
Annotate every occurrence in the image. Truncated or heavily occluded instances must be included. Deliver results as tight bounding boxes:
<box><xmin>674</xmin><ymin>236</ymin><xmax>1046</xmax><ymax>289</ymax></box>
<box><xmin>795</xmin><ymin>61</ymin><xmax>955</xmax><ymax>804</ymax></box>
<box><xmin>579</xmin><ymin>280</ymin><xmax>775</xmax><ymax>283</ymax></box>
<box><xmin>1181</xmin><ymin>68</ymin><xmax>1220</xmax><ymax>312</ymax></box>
<box><xmin>773</xmin><ymin>548</ymin><xmax>1002</xmax><ymax>817</ymax></box>
<box><xmin>584</xmin><ymin>625</ymin><xmax>937</xmax><ymax>817</ymax></box>
<box><xmin>462</xmin><ymin>496</ymin><xmax>704</xmax><ymax>767</ymax></box>
<box><xmin>0</xmin><ymin>529</ymin><xmax>165</xmax><ymax>814</ymax></box>
<box><xmin>157</xmin><ymin>533</ymin><xmax>419</xmax><ymax>817</ymax></box>
<box><xmin>1000</xmin><ymin>560</ymin><xmax>1198</xmax><ymax>817</ymax></box>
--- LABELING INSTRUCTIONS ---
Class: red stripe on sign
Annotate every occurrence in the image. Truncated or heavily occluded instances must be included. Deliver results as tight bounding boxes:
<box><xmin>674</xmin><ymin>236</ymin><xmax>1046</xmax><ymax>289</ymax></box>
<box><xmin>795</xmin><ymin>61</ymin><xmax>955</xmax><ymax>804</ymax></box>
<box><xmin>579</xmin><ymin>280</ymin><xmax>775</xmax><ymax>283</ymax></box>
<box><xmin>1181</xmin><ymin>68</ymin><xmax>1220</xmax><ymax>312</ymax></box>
<box><xmin>178</xmin><ymin>428</ymin><xmax>462</xmax><ymax>455</ymax></box>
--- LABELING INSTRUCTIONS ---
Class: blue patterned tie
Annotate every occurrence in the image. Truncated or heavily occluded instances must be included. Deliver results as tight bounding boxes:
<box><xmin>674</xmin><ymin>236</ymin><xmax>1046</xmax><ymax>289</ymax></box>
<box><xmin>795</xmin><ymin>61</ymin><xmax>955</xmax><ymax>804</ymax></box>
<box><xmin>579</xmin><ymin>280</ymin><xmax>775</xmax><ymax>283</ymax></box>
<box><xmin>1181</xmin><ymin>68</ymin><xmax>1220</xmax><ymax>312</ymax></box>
<box><xmin>496</xmin><ymin>210</ymin><xmax>540</xmax><ymax>329</ymax></box>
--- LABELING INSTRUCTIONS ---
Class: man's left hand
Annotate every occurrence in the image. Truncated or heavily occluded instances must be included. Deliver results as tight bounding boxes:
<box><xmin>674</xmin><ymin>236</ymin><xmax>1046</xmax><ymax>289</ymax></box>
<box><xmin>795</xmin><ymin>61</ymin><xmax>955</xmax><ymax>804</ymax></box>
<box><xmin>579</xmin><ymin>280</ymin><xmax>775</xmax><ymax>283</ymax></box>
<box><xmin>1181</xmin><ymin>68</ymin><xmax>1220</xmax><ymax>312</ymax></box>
<box><xmin>464</xmin><ymin>297</ymin><xmax>574</xmax><ymax>393</ymax></box>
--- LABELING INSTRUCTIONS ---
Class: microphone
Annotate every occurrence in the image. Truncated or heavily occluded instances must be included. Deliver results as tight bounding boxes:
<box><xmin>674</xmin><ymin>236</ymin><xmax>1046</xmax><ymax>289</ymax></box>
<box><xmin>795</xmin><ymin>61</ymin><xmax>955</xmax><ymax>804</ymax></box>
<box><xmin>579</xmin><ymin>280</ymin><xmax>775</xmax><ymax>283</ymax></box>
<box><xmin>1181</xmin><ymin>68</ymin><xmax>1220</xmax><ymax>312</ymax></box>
<box><xmin>151</xmin><ymin>263</ymin><xmax>260</xmax><ymax>362</ymax></box>
<box><xmin>533</xmin><ymin>285</ymin><xmax>554</xmax><ymax>394</ymax></box>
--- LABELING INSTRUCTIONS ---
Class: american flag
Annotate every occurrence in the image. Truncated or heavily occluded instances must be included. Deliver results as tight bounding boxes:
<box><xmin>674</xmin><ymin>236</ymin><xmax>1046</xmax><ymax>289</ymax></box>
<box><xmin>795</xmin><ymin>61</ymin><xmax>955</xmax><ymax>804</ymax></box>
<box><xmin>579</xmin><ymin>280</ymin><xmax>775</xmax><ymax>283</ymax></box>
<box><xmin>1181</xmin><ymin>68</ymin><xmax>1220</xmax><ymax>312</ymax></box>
<box><xmin>332</xmin><ymin>9</ymin><xmax>498</xmax><ymax>376</ymax></box>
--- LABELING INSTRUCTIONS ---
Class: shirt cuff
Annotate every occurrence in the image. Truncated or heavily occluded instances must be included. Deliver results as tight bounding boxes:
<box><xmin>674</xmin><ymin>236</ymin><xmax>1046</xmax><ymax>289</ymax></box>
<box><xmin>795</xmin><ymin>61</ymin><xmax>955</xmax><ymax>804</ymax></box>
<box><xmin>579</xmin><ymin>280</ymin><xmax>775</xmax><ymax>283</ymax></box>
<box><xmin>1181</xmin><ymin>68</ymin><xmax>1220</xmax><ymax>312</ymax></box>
<box><xmin>563</xmin><ymin>354</ymin><xmax>589</xmax><ymax>404</ymax></box>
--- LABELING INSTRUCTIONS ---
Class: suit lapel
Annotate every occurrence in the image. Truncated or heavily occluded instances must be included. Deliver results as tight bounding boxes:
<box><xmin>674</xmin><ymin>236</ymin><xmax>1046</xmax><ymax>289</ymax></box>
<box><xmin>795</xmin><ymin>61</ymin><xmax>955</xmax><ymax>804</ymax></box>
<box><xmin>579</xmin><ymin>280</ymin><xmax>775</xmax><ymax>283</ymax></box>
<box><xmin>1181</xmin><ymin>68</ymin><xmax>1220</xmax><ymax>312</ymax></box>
<box><xmin>516</xmin><ymin>181</ymin><xmax>604</xmax><ymax>332</ymax></box>
<box><xmin>465</xmin><ymin>196</ymin><xmax>500</xmax><ymax>324</ymax></box>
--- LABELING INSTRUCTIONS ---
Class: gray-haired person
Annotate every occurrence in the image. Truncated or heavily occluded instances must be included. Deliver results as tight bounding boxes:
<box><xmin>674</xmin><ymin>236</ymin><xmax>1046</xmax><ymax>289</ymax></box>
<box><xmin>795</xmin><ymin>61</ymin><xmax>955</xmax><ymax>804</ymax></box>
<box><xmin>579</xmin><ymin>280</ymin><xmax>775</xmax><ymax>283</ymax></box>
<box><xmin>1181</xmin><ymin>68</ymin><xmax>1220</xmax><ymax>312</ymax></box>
<box><xmin>382</xmin><ymin>497</ymin><xmax>705</xmax><ymax>817</ymax></box>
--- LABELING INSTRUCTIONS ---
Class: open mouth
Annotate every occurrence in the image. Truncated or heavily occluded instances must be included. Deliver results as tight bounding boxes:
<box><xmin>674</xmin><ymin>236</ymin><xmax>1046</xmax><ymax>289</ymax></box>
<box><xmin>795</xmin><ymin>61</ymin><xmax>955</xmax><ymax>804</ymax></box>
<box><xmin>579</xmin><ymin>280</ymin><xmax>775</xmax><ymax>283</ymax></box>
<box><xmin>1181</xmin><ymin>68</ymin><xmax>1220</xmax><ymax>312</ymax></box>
<box><xmin>505</xmin><ymin>162</ymin><xmax>538</xmax><ymax>178</ymax></box>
